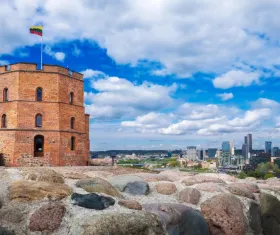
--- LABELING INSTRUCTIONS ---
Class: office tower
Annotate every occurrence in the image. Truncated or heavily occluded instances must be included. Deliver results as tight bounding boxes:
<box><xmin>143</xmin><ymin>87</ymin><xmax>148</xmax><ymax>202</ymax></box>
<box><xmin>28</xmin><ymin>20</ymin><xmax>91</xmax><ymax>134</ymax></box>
<box><xmin>247</xmin><ymin>134</ymin><xmax>252</xmax><ymax>153</ymax></box>
<box><xmin>222</xmin><ymin>141</ymin><xmax>231</xmax><ymax>153</ymax></box>
<box><xmin>216</xmin><ymin>149</ymin><xmax>222</xmax><ymax>158</ymax></box>
<box><xmin>244</xmin><ymin>136</ymin><xmax>248</xmax><ymax>144</ymax></box>
<box><xmin>199</xmin><ymin>149</ymin><xmax>205</xmax><ymax>160</ymax></box>
<box><xmin>186</xmin><ymin>146</ymin><xmax>197</xmax><ymax>161</ymax></box>
<box><xmin>272</xmin><ymin>147</ymin><xmax>280</xmax><ymax>157</ymax></box>
<box><xmin>265</xmin><ymin>141</ymin><xmax>272</xmax><ymax>154</ymax></box>
<box><xmin>230</xmin><ymin>140</ymin><xmax>235</xmax><ymax>155</ymax></box>
<box><xmin>208</xmin><ymin>148</ymin><xmax>217</xmax><ymax>158</ymax></box>
<box><xmin>242</xmin><ymin>144</ymin><xmax>247</xmax><ymax>159</ymax></box>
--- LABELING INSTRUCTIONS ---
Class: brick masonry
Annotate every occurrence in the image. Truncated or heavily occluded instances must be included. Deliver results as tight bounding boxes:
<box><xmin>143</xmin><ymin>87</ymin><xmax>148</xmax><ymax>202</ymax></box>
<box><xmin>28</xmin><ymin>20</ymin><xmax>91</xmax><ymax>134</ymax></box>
<box><xmin>0</xmin><ymin>63</ymin><xmax>90</xmax><ymax>166</ymax></box>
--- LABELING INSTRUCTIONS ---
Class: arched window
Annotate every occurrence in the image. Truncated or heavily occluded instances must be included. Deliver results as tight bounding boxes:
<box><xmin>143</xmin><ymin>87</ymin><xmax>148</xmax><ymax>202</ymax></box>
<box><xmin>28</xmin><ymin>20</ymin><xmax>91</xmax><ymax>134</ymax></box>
<box><xmin>71</xmin><ymin>136</ymin><xmax>75</xmax><ymax>150</ymax></box>
<box><xmin>1</xmin><ymin>114</ymin><xmax>7</xmax><ymax>128</ymax></box>
<box><xmin>34</xmin><ymin>135</ymin><xmax>44</xmax><ymax>157</ymax></box>
<box><xmin>36</xmin><ymin>87</ymin><xmax>42</xmax><ymax>101</ymax></box>
<box><xmin>69</xmin><ymin>92</ymin><xmax>74</xmax><ymax>104</ymax></box>
<box><xmin>3</xmin><ymin>88</ymin><xmax>8</xmax><ymax>102</ymax></box>
<box><xmin>70</xmin><ymin>117</ymin><xmax>75</xmax><ymax>129</ymax></box>
<box><xmin>35</xmin><ymin>114</ymin><xmax>42</xmax><ymax>127</ymax></box>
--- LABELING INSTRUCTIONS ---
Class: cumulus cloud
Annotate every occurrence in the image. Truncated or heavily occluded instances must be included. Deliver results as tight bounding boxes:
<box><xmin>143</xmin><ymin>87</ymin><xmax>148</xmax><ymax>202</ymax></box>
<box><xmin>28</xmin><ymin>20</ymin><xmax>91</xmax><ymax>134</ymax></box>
<box><xmin>44</xmin><ymin>46</ymin><xmax>65</xmax><ymax>61</ymax></box>
<box><xmin>80</xmin><ymin>69</ymin><xmax>106</xmax><ymax>79</ymax></box>
<box><xmin>213</xmin><ymin>70</ymin><xmax>260</xmax><ymax>89</ymax></box>
<box><xmin>2</xmin><ymin>0</ymin><xmax>280</xmax><ymax>77</ymax></box>
<box><xmin>217</xmin><ymin>92</ymin><xmax>234</xmax><ymax>101</ymax></box>
<box><xmin>84</xmin><ymin>71</ymin><xmax>177</xmax><ymax>119</ymax></box>
<box><xmin>253</xmin><ymin>98</ymin><xmax>280</xmax><ymax>108</ymax></box>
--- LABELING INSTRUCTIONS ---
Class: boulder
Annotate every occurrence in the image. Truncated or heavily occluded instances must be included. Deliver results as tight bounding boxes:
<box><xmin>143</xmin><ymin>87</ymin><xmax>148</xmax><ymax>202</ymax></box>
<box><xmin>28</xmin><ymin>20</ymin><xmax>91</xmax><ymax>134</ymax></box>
<box><xmin>124</xmin><ymin>182</ymin><xmax>150</xmax><ymax>195</ymax></box>
<box><xmin>75</xmin><ymin>178</ymin><xmax>121</xmax><ymax>197</ymax></box>
<box><xmin>155</xmin><ymin>183</ymin><xmax>177</xmax><ymax>195</ymax></box>
<box><xmin>21</xmin><ymin>168</ymin><xmax>64</xmax><ymax>183</ymax></box>
<box><xmin>248</xmin><ymin>201</ymin><xmax>262</xmax><ymax>235</ymax></box>
<box><xmin>227</xmin><ymin>183</ymin><xmax>255</xmax><ymax>199</ymax></box>
<box><xmin>179</xmin><ymin>188</ymin><xmax>201</xmax><ymax>205</ymax></box>
<box><xmin>69</xmin><ymin>212</ymin><xmax>167</xmax><ymax>235</ymax></box>
<box><xmin>182</xmin><ymin>175</ymin><xmax>225</xmax><ymax>186</ymax></box>
<box><xmin>0</xmin><ymin>227</ymin><xmax>14</xmax><ymax>235</ymax></box>
<box><xmin>29</xmin><ymin>203</ymin><xmax>65</xmax><ymax>232</ymax></box>
<box><xmin>260</xmin><ymin>192</ymin><xmax>280</xmax><ymax>235</ymax></box>
<box><xmin>118</xmin><ymin>199</ymin><xmax>142</xmax><ymax>210</ymax></box>
<box><xmin>63</xmin><ymin>172</ymin><xmax>89</xmax><ymax>179</ymax></box>
<box><xmin>195</xmin><ymin>182</ymin><xmax>224</xmax><ymax>192</ymax></box>
<box><xmin>71</xmin><ymin>193</ymin><xmax>115</xmax><ymax>210</ymax></box>
<box><xmin>133</xmin><ymin>173</ymin><xmax>171</xmax><ymax>182</ymax></box>
<box><xmin>200</xmin><ymin>193</ymin><xmax>246</xmax><ymax>235</ymax></box>
<box><xmin>8</xmin><ymin>180</ymin><xmax>72</xmax><ymax>202</ymax></box>
<box><xmin>244</xmin><ymin>177</ymin><xmax>257</xmax><ymax>182</ymax></box>
<box><xmin>143</xmin><ymin>203</ymin><xmax>209</xmax><ymax>235</ymax></box>
<box><xmin>108</xmin><ymin>175</ymin><xmax>145</xmax><ymax>191</ymax></box>
<box><xmin>158</xmin><ymin>170</ymin><xmax>181</xmax><ymax>181</ymax></box>
<box><xmin>85</xmin><ymin>171</ymin><xmax>115</xmax><ymax>179</ymax></box>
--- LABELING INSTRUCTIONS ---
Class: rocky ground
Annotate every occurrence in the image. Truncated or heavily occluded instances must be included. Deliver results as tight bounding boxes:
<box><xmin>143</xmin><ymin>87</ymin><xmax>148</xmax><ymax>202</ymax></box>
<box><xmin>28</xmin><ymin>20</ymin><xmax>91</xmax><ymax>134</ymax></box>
<box><xmin>0</xmin><ymin>166</ymin><xmax>279</xmax><ymax>235</ymax></box>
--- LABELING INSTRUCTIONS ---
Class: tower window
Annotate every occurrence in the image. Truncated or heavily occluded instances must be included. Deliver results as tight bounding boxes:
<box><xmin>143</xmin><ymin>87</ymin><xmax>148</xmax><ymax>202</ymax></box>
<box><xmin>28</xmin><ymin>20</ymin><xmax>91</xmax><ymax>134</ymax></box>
<box><xmin>70</xmin><ymin>117</ymin><xmax>75</xmax><ymax>129</ymax></box>
<box><xmin>36</xmin><ymin>87</ymin><xmax>43</xmax><ymax>101</ymax></box>
<box><xmin>1</xmin><ymin>114</ymin><xmax>7</xmax><ymax>128</ymax></box>
<box><xmin>3</xmin><ymin>88</ymin><xmax>8</xmax><ymax>102</ymax></box>
<box><xmin>71</xmin><ymin>136</ymin><xmax>75</xmax><ymax>150</ymax></box>
<box><xmin>69</xmin><ymin>92</ymin><xmax>74</xmax><ymax>104</ymax></box>
<box><xmin>34</xmin><ymin>135</ymin><xmax>44</xmax><ymax>157</ymax></box>
<box><xmin>35</xmin><ymin>114</ymin><xmax>42</xmax><ymax>127</ymax></box>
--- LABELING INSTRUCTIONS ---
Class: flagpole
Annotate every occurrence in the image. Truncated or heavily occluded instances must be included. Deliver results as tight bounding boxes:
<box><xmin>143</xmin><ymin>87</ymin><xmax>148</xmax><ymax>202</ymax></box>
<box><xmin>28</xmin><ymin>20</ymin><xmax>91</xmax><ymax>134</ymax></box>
<box><xmin>41</xmin><ymin>30</ymin><xmax>43</xmax><ymax>70</ymax></box>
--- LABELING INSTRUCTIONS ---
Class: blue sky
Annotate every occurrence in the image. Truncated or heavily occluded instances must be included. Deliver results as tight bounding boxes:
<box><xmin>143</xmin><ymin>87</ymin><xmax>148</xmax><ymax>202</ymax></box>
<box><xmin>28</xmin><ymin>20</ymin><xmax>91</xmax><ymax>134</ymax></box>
<box><xmin>1</xmin><ymin>0</ymin><xmax>280</xmax><ymax>150</ymax></box>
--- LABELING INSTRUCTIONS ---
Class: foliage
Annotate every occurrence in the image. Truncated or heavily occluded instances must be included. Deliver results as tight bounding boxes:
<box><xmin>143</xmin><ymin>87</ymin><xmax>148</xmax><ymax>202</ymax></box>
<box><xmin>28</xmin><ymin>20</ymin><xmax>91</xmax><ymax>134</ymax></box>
<box><xmin>238</xmin><ymin>171</ymin><xmax>247</xmax><ymax>179</ymax></box>
<box><xmin>264</xmin><ymin>173</ymin><xmax>274</xmax><ymax>180</ymax></box>
<box><xmin>168</xmin><ymin>160</ymin><xmax>180</xmax><ymax>167</ymax></box>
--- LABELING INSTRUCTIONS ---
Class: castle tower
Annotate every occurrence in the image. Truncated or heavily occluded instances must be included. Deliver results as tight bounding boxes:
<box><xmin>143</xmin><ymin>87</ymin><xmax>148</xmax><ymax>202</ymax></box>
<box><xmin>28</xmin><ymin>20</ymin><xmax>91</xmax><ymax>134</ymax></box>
<box><xmin>0</xmin><ymin>63</ymin><xmax>90</xmax><ymax>166</ymax></box>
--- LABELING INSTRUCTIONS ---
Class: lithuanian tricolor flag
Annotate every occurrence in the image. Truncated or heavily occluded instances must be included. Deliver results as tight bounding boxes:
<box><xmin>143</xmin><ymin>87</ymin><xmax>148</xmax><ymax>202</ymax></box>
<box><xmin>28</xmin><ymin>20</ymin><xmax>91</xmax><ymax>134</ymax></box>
<box><xmin>30</xmin><ymin>26</ymin><xmax>43</xmax><ymax>36</ymax></box>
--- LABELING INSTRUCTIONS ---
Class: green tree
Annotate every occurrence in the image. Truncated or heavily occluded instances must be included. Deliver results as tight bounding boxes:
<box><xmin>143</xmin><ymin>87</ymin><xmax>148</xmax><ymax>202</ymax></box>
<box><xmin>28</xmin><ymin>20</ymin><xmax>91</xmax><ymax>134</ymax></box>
<box><xmin>238</xmin><ymin>171</ymin><xmax>247</xmax><ymax>179</ymax></box>
<box><xmin>264</xmin><ymin>173</ymin><xmax>274</xmax><ymax>180</ymax></box>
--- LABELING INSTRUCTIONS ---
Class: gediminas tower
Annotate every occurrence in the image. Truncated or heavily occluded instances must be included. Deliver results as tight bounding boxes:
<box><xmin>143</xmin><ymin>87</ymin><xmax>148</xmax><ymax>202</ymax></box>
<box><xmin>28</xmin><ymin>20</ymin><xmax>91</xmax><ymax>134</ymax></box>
<box><xmin>0</xmin><ymin>63</ymin><xmax>90</xmax><ymax>167</ymax></box>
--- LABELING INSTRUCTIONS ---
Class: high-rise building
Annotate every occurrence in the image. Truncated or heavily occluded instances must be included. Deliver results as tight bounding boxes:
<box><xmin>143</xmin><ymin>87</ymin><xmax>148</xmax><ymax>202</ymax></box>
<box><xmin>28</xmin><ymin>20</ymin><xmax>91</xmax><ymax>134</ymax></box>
<box><xmin>244</xmin><ymin>136</ymin><xmax>248</xmax><ymax>144</ymax></box>
<box><xmin>265</xmin><ymin>141</ymin><xmax>272</xmax><ymax>154</ymax></box>
<box><xmin>208</xmin><ymin>148</ymin><xmax>217</xmax><ymax>158</ymax></box>
<box><xmin>247</xmin><ymin>134</ymin><xmax>252</xmax><ymax>153</ymax></box>
<box><xmin>242</xmin><ymin>144</ymin><xmax>247</xmax><ymax>160</ymax></box>
<box><xmin>186</xmin><ymin>146</ymin><xmax>197</xmax><ymax>161</ymax></box>
<box><xmin>222</xmin><ymin>141</ymin><xmax>230</xmax><ymax>153</ymax></box>
<box><xmin>230</xmin><ymin>140</ymin><xmax>235</xmax><ymax>155</ymax></box>
<box><xmin>272</xmin><ymin>147</ymin><xmax>280</xmax><ymax>157</ymax></box>
<box><xmin>199</xmin><ymin>149</ymin><xmax>205</xmax><ymax>160</ymax></box>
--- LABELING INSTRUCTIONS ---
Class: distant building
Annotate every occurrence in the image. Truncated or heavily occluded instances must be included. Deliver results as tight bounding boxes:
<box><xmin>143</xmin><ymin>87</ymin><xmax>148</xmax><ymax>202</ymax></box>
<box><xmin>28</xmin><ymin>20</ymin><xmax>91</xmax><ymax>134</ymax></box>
<box><xmin>265</xmin><ymin>141</ymin><xmax>272</xmax><ymax>155</ymax></box>
<box><xmin>250</xmin><ymin>154</ymin><xmax>271</xmax><ymax>167</ymax></box>
<box><xmin>186</xmin><ymin>146</ymin><xmax>197</xmax><ymax>161</ymax></box>
<box><xmin>247</xmin><ymin>134</ymin><xmax>252</xmax><ymax>153</ymax></box>
<box><xmin>199</xmin><ymin>149</ymin><xmax>205</xmax><ymax>160</ymax></box>
<box><xmin>244</xmin><ymin>136</ymin><xmax>248</xmax><ymax>145</ymax></box>
<box><xmin>222</xmin><ymin>141</ymin><xmax>230</xmax><ymax>152</ymax></box>
<box><xmin>230</xmin><ymin>140</ymin><xmax>235</xmax><ymax>155</ymax></box>
<box><xmin>272</xmin><ymin>147</ymin><xmax>279</xmax><ymax>157</ymax></box>
<box><xmin>208</xmin><ymin>148</ymin><xmax>217</xmax><ymax>158</ymax></box>
<box><xmin>242</xmin><ymin>144</ymin><xmax>247</xmax><ymax>160</ymax></box>
<box><xmin>216</xmin><ymin>149</ymin><xmax>222</xmax><ymax>158</ymax></box>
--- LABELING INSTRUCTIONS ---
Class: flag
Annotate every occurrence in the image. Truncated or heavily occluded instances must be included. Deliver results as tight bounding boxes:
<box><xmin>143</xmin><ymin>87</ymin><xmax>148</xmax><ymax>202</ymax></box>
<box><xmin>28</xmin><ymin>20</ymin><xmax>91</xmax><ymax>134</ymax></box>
<box><xmin>30</xmin><ymin>26</ymin><xmax>43</xmax><ymax>36</ymax></box>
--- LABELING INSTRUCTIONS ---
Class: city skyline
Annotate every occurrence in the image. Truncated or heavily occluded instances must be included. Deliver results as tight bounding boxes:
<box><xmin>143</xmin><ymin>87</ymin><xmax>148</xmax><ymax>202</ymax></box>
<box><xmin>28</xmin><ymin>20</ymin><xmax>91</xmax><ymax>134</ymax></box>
<box><xmin>1</xmin><ymin>1</ymin><xmax>280</xmax><ymax>150</ymax></box>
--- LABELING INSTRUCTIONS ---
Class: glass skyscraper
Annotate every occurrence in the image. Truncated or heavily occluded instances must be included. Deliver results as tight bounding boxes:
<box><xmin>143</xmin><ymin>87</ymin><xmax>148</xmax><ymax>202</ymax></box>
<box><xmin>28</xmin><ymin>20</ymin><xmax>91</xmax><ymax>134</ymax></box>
<box><xmin>265</xmin><ymin>141</ymin><xmax>272</xmax><ymax>154</ymax></box>
<box><xmin>222</xmin><ymin>141</ymin><xmax>231</xmax><ymax>153</ymax></box>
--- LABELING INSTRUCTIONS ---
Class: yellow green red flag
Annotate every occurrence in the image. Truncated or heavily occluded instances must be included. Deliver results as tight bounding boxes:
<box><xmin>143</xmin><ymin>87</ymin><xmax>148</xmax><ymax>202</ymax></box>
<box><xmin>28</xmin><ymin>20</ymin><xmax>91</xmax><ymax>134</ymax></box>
<box><xmin>30</xmin><ymin>26</ymin><xmax>43</xmax><ymax>36</ymax></box>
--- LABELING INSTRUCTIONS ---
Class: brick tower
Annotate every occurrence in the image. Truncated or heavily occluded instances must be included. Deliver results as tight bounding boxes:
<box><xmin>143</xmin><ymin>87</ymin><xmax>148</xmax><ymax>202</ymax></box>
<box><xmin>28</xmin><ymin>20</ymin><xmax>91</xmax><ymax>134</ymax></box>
<box><xmin>0</xmin><ymin>63</ymin><xmax>90</xmax><ymax>166</ymax></box>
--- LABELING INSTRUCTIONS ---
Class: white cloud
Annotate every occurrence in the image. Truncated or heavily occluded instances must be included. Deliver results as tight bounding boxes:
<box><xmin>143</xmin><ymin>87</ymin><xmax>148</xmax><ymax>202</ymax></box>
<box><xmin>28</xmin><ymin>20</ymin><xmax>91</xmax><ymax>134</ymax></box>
<box><xmin>0</xmin><ymin>60</ymin><xmax>9</xmax><ymax>66</ymax></box>
<box><xmin>2</xmin><ymin>1</ymin><xmax>280</xmax><ymax>77</ymax></box>
<box><xmin>44</xmin><ymin>46</ymin><xmax>65</xmax><ymax>61</ymax></box>
<box><xmin>253</xmin><ymin>98</ymin><xmax>280</xmax><ymax>108</ymax></box>
<box><xmin>80</xmin><ymin>69</ymin><xmax>106</xmax><ymax>79</ymax></box>
<box><xmin>217</xmin><ymin>92</ymin><xmax>234</xmax><ymax>101</ymax></box>
<box><xmin>84</xmin><ymin>72</ymin><xmax>177</xmax><ymax>119</ymax></box>
<box><xmin>213</xmin><ymin>70</ymin><xmax>261</xmax><ymax>89</ymax></box>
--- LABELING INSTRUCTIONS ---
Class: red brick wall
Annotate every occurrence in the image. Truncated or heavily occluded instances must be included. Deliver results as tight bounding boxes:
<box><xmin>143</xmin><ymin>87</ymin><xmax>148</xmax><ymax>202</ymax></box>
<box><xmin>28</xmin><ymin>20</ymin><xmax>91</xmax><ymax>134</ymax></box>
<box><xmin>0</xmin><ymin>63</ymin><xmax>90</xmax><ymax>167</ymax></box>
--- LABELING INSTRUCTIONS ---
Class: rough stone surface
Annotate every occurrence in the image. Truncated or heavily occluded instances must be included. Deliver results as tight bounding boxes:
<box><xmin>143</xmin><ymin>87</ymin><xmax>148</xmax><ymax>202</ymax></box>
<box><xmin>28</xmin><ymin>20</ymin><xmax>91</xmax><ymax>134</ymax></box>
<box><xmin>118</xmin><ymin>199</ymin><xmax>142</xmax><ymax>210</ymax></box>
<box><xmin>201</xmin><ymin>193</ymin><xmax>246</xmax><ymax>235</ymax></box>
<box><xmin>143</xmin><ymin>203</ymin><xmax>209</xmax><ymax>235</ymax></box>
<box><xmin>133</xmin><ymin>173</ymin><xmax>171</xmax><ymax>182</ymax></box>
<box><xmin>195</xmin><ymin>182</ymin><xmax>224</xmax><ymax>192</ymax></box>
<box><xmin>155</xmin><ymin>183</ymin><xmax>177</xmax><ymax>195</ymax></box>
<box><xmin>70</xmin><ymin>212</ymin><xmax>167</xmax><ymax>235</ymax></box>
<box><xmin>75</xmin><ymin>178</ymin><xmax>121</xmax><ymax>197</ymax></box>
<box><xmin>248</xmin><ymin>201</ymin><xmax>262</xmax><ymax>235</ymax></box>
<box><xmin>22</xmin><ymin>168</ymin><xmax>65</xmax><ymax>183</ymax></box>
<box><xmin>0</xmin><ymin>227</ymin><xmax>14</xmax><ymax>235</ymax></box>
<box><xmin>108</xmin><ymin>175</ymin><xmax>145</xmax><ymax>191</ymax></box>
<box><xmin>179</xmin><ymin>188</ymin><xmax>201</xmax><ymax>205</ymax></box>
<box><xmin>63</xmin><ymin>172</ymin><xmax>90</xmax><ymax>179</ymax></box>
<box><xmin>29</xmin><ymin>203</ymin><xmax>65</xmax><ymax>232</ymax></box>
<box><xmin>71</xmin><ymin>193</ymin><xmax>115</xmax><ymax>210</ymax></box>
<box><xmin>124</xmin><ymin>181</ymin><xmax>150</xmax><ymax>195</ymax></box>
<box><xmin>0</xmin><ymin>203</ymin><xmax>28</xmax><ymax>224</ymax></box>
<box><xmin>228</xmin><ymin>183</ymin><xmax>255</xmax><ymax>199</ymax></box>
<box><xmin>8</xmin><ymin>180</ymin><xmax>72</xmax><ymax>202</ymax></box>
<box><xmin>260</xmin><ymin>192</ymin><xmax>280</xmax><ymax>235</ymax></box>
<box><xmin>182</xmin><ymin>175</ymin><xmax>225</xmax><ymax>186</ymax></box>
<box><xmin>158</xmin><ymin>170</ymin><xmax>181</xmax><ymax>181</ymax></box>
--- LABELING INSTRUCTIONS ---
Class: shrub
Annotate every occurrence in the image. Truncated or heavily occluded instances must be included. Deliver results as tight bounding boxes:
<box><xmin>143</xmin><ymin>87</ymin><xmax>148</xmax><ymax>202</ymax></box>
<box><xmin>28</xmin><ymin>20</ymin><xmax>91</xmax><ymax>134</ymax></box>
<box><xmin>264</xmin><ymin>173</ymin><xmax>274</xmax><ymax>180</ymax></box>
<box><xmin>169</xmin><ymin>160</ymin><xmax>180</xmax><ymax>167</ymax></box>
<box><xmin>238</xmin><ymin>171</ymin><xmax>247</xmax><ymax>179</ymax></box>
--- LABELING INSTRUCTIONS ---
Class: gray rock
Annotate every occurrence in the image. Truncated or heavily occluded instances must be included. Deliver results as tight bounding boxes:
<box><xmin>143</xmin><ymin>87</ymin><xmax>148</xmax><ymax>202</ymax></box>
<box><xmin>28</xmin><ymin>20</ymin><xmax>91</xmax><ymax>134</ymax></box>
<box><xmin>143</xmin><ymin>203</ymin><xmax>209</xmax><ymax>235</ymax></box>
<box><xmin>124</xmin><ymin>181</ymin><xmax>150</xmax><ymax>195</ymax></box>
<box><xmin>260</xmin><ymin>192</ymin><xmax>280</xmax><ymax>235</ymax></box>
<box><xmin>69</xmin><ymin>212</ymin><xmax>167</xmax><ymax>235</ymax></box>
<box><xmin>248</xmin><ymin>201</ymin><xmax>262</xmax><ymax>235</ymax></box>
<box><xmin>0</xmin><ymin>227</ymin><xmax>14</xmax><ymax>235</ymax></box>
<box><xmin>178</xmin><ymin>188</ymin><xmax>201</xmax><ymax>205</ymax></box>
<box><xmin>71</xmin><ymin>193</ymin><xmax>115</xmax><ymax>210</ymax></box>
<box><xmin>108</xmin><ymin>175</ymin><xmax>145</xmax><ymax>191</ymax></box>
